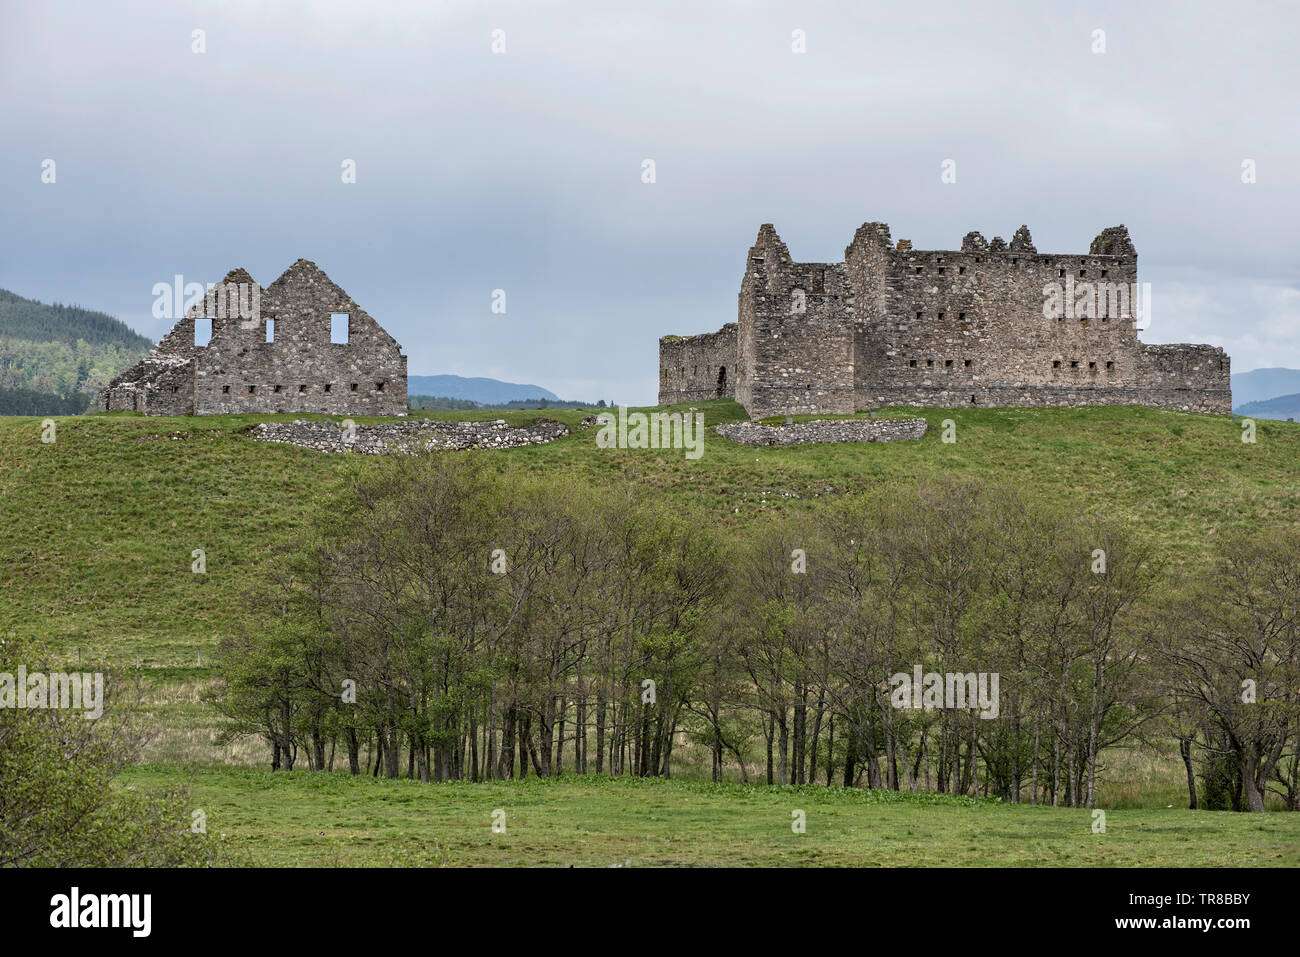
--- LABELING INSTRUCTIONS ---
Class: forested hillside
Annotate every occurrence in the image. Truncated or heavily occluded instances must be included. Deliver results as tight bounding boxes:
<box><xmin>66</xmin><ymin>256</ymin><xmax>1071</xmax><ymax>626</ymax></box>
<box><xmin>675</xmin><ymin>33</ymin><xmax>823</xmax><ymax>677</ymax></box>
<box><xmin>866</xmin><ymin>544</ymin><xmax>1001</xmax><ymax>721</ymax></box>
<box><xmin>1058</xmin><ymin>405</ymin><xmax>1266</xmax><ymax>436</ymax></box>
<box><xmin>0</xmin><ymin>288</ymin><xmax>151</xmax><ymax>413</ymax></box>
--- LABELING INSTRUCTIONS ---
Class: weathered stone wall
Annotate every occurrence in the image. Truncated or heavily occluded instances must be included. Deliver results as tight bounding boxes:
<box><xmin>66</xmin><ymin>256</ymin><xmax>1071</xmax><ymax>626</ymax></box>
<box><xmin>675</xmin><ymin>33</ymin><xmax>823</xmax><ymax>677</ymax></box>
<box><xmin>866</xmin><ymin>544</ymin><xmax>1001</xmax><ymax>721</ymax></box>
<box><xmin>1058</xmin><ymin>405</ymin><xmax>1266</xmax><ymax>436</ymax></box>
<box><xmin>658</xmin><ymin>323</ymin><xmax>736</xmax><ymax>403</ymax></box>
<box><xmin>194</xmin><ymin>260</ymin><xmax>406</xmax><ymax>415</ymax></box>
<box><xmin>663</xmin><ymin>221</ymin><xmax>1231</xmax><ymax>418</ymax></box>
<box><xmin>100</xmin><ymin>261</ymin><xmax>408</xmax><ymax>416</ymax></box>
<box><xmin>717</xmin><ymin>417</ymin><xmax>927</xmax><ymax>446</ymax></box>
<box><xmin>732</xmin><ymin>224</ymin><xmax>857</xmax><ymax>418</ymax></box>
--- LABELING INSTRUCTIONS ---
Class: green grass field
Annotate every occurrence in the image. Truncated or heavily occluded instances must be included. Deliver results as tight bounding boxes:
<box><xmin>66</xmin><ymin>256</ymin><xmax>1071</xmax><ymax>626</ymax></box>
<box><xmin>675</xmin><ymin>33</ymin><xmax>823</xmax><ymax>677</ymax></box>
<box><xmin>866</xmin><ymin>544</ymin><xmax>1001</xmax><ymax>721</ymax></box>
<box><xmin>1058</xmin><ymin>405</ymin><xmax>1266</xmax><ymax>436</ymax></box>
<box><xmin>4</xmin><ymin>403</ymin><xmax>1300</xmax><ymax>864</ymax></box>
<box><xmin>4</xmin><ymin>401</ymin><xmax>1297</xmax><ymax>667</ymax></box>
<box><xmin>122</xmin><ymin>765</ymin><xmax>1300</xmax><ymax>867</ymax></box>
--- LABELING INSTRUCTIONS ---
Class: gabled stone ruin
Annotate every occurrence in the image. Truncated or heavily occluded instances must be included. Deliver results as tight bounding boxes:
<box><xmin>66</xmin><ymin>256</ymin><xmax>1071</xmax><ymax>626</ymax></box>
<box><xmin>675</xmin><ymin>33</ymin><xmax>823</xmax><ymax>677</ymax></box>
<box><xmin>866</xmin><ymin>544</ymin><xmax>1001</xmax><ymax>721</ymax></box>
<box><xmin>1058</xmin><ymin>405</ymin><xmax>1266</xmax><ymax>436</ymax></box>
<box><xmin>660</xmin><ymin>222</ymin><xmax>1231</xmax><ymax>418</ymax></box>
<box><xmin>100</xmin><ymin>260</ymin><xmax>407</xmax><ymax>416</ymax></box>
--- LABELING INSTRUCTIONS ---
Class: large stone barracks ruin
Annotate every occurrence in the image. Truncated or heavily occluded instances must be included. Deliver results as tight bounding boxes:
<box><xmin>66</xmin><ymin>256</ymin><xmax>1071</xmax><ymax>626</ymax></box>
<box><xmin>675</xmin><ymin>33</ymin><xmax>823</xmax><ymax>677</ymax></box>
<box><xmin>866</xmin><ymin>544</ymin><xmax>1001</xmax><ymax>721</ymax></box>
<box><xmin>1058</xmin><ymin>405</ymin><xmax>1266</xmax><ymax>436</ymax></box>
<box><xmin>100</xmin><ymin>259</ymin><xmax>407</xmax><ymax>415</ymax></box>
<box><xmin>659</xmin><ymin>223</ymin><xmax>1231</xmax><ymax>418</ymax></box>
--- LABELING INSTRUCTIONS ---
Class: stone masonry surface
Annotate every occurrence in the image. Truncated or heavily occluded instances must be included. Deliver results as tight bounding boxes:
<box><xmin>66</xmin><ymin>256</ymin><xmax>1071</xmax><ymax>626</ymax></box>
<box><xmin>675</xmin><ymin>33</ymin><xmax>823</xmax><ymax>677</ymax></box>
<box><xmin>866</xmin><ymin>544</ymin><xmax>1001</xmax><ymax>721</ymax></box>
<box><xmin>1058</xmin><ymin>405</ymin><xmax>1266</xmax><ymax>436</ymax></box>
<box><xmin>251</xmin><ymin>418</ymin><xmax>569</xmax><ymax>454</ymax></box>
<box><xmin>660</xmin><ymin>222</ymin><xmax>1231</xmax><ymax>418</ymax></box>
<box><xmin>716</xmin><ymin>418</ymin><xmax>928</xmax><ymax>446</ymax></box>
<box><xmin>100</xmin><ymin>260</ymin><xmax>407</xmax><ymax>415</ymax></box>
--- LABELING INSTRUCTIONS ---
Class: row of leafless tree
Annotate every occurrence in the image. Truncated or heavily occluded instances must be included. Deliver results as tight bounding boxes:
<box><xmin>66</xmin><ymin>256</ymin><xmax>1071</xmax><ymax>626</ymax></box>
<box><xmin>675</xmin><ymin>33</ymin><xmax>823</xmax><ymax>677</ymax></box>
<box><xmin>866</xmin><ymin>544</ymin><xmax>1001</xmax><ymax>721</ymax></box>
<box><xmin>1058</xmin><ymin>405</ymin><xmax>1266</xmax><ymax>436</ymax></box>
<box><xmin>212</xmin><ymin>455</ymin><xmax>1300</xmax><ymax>810</ymax></box>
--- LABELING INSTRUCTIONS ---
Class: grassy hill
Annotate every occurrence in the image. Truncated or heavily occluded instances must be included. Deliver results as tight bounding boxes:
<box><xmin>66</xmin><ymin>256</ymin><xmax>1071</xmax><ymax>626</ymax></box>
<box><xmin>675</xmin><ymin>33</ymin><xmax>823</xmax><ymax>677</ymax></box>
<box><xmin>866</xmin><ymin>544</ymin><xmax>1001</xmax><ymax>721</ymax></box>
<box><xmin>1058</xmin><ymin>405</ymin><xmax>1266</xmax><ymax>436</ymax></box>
<box><xmin>0</xmin><ymin>288</ymin><xmax>152</xmax><ymax>412</ymax></box>
<box><xmin>2</xmin><ymin>400</ymin><xmax>1297</xmax><ymax>667</ymax></box>
<box><xmin>5</xmin><ymin>401</ymin><xmax>1299</xmax><ymax>862</ymax></box>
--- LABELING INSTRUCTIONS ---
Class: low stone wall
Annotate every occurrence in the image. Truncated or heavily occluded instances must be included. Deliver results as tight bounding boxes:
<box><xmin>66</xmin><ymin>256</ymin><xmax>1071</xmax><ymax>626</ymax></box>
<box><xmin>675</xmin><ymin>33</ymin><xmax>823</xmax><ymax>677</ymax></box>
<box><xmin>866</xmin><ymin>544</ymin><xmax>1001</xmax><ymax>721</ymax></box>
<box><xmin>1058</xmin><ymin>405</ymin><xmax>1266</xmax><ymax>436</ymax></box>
<box><xmin>250</xmin><ymin>418</ymin><xmax>569</xmax><ymax>454</ymax></box>
<box><xmin>716</xmin><ymin>417</ymin><xmax>928</xmax><ymax>446</ymax></box>
<box><xmin>855</xmin><ymin>384</ymin><xmax>1231</xmax><ymax>415</ymax></box>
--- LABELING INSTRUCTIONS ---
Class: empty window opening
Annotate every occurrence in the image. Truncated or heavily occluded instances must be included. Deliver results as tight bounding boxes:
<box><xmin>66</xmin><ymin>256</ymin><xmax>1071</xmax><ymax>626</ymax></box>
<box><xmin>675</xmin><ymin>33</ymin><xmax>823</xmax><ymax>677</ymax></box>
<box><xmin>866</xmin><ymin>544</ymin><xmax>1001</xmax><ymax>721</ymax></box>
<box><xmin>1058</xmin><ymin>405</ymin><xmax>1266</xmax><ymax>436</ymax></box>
<box><xmin>1079</xmin><ymin>269</ymin><xmax>1087</xmax><ymax>278</ymax></box>
<box><xmin>1101</xmin><ymin>269</ymin><xmax>1108</xmax><ymax>278</ymax></box>
<box><xmin>194</xmin><ymin>318</ymin><xmax>213</xmax><ymax>347</ymax></box>
<box><xmin>938</xmin><ymin>312</ymin><xmax>945</xmax><ymax>320</ymax></box>
<box><xmin>222</xmin><ymin>385</ymin><xmax>230</xmax><ymax>394</ymax></box>
<box><xmin>944</xmin><ymin>359</ymin><xmax>954</xmax><ymax>368</ymax></box>
<box><xmin>248</xmin><ymin>385</ymin><xmax>256</xmax><ymax>394</ymax></box>
<box><xmin>299</xmin><ymin>385</ymin><xmax>307</xmax><ymax>393</ymax></box>
<box><xmin>266</xmin><ymin>319</ymin><xmax>275</xmax><ymax>343</ymax></box>
<box><xmin>958</xmin><ymin>312</ymin><xmax>966</xmax><ymax>320</ymax></box>
<box><xmin>376</xmin><ymin>382</ymin><xmax>385</xmax><ymax>392</ymax></box>
<box><xmin>964</xmin><ymin>359</ymin><xmax>972</xmax><ymax>368</ymax></box>
<box><xmin>909</xmin><ymin>359</ymin><xmax>917</xmax><ymax>368</ymax></box>
<box><xmin>1088</xmin><ymin>361</ymin><xmax>1097</xmax><ymax>370</ymax></box>
<box><xmin>274</xmin><ymin>384</ymin><xmax>283</xmax><ymax>393</ymax></box>
<box><xmin>959</xmin><ymin>266</ymin><xmax>966</xmax><ymax>274</ymax></box>
<box><xmin>915</xmin><ymin>267</ymin><xmax>923</xmax><ymax>274</ymax></box>
<box><xmin>330</xmin><ymin>313</ymin><xmax>349</xmax><ymax>344</ymax></box>
<box><xmin>1070</xmin><ymin>360</ymin><xmax>1079</xmax><ymax>368</ymax></box>
<box><xmin>350</xmin><ymin>383</ymin><xmax>358</xmax><ymax>392</ymax></box>
<box><xmin>172</xmin><ymin>386</ymin><xmax>179</xmax><ymax>393</ymax></box>
<box><xmin>916</xmin><ymin>311</ymin><xmax>923</xmax><ymax>320</ymax></box>
<box><xmin>937</xmin><ymin>267</ymin><xmax>946</xmax><ymax>275</ymax></box>
<box><xmin>926</xmin><ymin>359</ymin><xmax>934</xmax><ymax>368</ymax></box>
<box><xmin>716</xmin><ymin>366</ymin><xmax>727</xmax><ymax>398</ymax></box>
<box><xmin>1058</xmin><ymin>268</ymin><xmax>1065</xmax><ymax>277</ymax></box>
<box><xmin>970</xmin><ymin>394</ymin><xmax>976</xmax><ymax>404</ymax></box>
<box><xmin>1106</xmin><ymin>361</ymin><xmax>1114</xmax><ymax>370</ymax></box>
<box><xmin>1053</xmin><ymin>360</ymin><xmax>1062</xmax><ymax>369</ymax></box>
<box><xmin>324</xmin><ymin>384</ymin><xmax>332</xmax><ymax>393</ymax></box>
<box><xmin>1011</xmin><ymin>258</ymin><xmax>1018</xmax><ymax>265</ymax></box>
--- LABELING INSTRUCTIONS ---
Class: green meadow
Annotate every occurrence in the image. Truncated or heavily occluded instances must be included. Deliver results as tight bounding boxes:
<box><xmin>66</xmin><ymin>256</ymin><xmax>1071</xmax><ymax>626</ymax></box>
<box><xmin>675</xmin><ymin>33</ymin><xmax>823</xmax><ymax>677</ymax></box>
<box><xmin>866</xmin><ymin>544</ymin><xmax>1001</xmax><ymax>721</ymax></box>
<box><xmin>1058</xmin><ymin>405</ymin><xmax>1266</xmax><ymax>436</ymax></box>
<box><xmin>121</xmin><ymin>765</ymin><xmax>1299</xmax><ymax>867</ymax></box>
<box><xmin>3</xmin><ymin>402</ymin><xmax>1299</xmax><ymax>865</ymax></box>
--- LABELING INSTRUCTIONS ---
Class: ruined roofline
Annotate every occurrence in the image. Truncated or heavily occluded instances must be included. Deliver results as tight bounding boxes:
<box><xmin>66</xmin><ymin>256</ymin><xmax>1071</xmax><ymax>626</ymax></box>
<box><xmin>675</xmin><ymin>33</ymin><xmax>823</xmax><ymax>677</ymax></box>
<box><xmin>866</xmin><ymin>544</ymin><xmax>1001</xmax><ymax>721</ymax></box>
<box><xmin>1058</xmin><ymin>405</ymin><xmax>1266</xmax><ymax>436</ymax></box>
<box><xmin>264</xmin><ymin>258</ymin><xmax>333</xmax><ymax>291</ymax></box>
<box><xmin>840</xmin><ymin>222</ymin><xmax>1135</xmax><ymax>260</ymax></box>
<box><xmin>660</xmin><ymin>322</ymin><xmax>736</xmax><ymax>344</ymax></box>
<box><xmin>876</xmin><ymin>246</ymin><xmax>1134</xmax><ymax>260</ymax></box>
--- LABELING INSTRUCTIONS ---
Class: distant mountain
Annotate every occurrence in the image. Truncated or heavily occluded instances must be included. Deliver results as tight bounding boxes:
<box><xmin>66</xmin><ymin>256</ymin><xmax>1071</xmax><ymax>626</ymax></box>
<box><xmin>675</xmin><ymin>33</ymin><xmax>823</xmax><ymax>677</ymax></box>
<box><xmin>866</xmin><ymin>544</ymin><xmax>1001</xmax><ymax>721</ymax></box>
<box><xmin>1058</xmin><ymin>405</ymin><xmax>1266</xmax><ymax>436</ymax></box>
<box><xmin>0</xmin><ymin>288</ymin><xmax>151</xmax><ymax>414</ymax></box>
<box><xmin>1235</xmin><ymin>391</ymin><xmax>1300</xmax><ymax>422</ymax></box>
<box><xmin>407</xmin><ymin>374</ymin><xmax>560</xmax><ymax>405</ymax></box>
<box><xmin>1231</xmin><ymin>368</ymin><xmax>1300</xmax><ymax>409</ymax></box>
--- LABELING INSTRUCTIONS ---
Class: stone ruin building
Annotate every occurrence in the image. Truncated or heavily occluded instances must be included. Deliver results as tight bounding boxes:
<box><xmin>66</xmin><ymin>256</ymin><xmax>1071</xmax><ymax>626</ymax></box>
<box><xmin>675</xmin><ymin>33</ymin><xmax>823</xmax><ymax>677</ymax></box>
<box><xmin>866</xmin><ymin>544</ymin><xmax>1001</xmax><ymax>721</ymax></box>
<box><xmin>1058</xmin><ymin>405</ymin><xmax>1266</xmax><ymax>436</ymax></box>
<box><xmin>100</xmin><ymin>259</ymin><xmax>407</xmax><ymax>416</ymax></box>
<box><xmin>659</xmin><ymin>222</ymin><xmax>1231</xmax><ymax>418</ymax></box>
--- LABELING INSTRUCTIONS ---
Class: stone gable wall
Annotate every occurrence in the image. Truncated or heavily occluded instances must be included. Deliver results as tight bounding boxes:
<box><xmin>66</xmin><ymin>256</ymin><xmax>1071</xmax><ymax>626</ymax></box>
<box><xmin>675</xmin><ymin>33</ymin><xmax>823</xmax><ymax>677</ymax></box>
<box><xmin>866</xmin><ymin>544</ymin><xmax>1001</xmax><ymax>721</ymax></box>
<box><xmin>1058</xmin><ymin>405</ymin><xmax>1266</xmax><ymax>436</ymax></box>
<box><xmin>100</xmin><ymin>261</ymin><xmax>408</xmax><ymax>416</ymax></box>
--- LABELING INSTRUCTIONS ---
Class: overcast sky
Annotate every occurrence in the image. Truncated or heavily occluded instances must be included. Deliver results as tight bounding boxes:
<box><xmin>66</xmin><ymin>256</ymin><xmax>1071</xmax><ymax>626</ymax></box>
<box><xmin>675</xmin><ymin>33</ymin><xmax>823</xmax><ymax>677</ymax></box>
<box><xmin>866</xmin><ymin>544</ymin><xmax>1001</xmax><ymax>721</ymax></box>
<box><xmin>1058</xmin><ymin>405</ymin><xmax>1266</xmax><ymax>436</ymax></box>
<box><xmin>2</xmin><ymin>0</ymin><xmax>1297</xmax><ymax>404</ymax></box>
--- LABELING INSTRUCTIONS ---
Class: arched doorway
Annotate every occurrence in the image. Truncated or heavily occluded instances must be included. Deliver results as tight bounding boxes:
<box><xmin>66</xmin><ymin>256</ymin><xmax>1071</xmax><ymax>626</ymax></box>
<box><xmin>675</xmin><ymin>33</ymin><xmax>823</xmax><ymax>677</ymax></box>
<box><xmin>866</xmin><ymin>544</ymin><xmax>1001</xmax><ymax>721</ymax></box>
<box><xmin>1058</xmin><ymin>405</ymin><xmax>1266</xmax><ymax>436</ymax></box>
<box><xmin>715</xmin><ymin>366</ymin><xmax>727</xmax><ymax>398</ymax></box>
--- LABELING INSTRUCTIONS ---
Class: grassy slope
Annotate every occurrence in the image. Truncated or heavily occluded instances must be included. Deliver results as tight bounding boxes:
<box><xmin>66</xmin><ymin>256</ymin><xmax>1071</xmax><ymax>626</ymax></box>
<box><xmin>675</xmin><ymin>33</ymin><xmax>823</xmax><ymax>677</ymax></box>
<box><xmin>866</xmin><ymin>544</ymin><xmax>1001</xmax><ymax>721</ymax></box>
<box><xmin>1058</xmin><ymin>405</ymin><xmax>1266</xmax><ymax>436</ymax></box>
<box><xmin>122</xmin><ymin>765</ymin><xmax>1299</xmax><ymax>867</ymax></box>
<box><xmin>2</xmin><ymin>401</ymin><xmax>1297</xmax><ymax>666</ymax></box>
<box><xmin>6</xmin><ymin>403</ymin><xmax>1300</xmax><ymax>861</ymax></box>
